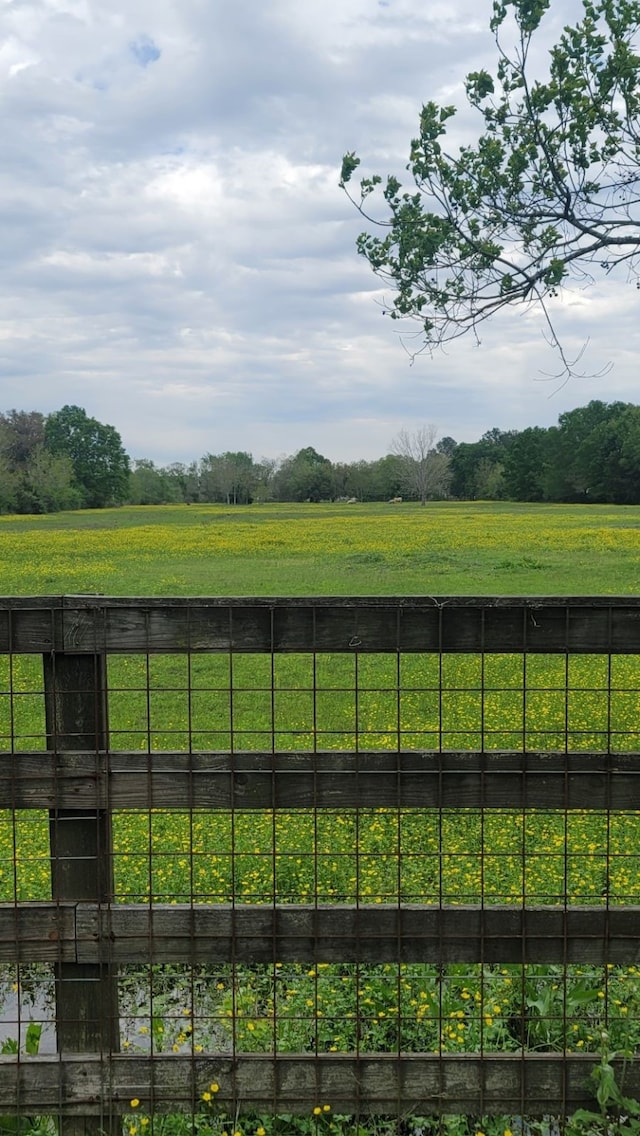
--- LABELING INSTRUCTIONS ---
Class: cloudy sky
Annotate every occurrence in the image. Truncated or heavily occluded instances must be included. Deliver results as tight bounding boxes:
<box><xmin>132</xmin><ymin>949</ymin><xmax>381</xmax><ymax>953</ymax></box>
<box><xmin>1</xmin><ymin>0</ymin><xmax>638</xmax><ymax>466</ymax></box>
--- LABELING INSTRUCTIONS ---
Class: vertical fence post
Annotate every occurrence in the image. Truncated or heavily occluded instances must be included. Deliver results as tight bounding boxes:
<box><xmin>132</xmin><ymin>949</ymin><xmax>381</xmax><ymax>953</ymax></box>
<box><xmin>44</xmin><ymin>652</ymin><xmax>120</xmax><ymax>1136</ymax></box>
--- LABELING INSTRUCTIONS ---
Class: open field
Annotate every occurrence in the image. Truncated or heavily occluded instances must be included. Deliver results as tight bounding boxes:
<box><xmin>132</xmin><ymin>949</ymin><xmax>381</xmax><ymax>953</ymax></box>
<box><xmin>0</xmin><ymin>499</ymin><xmax>639</xmax><ymax>595</ymax></box>
<box><xmin>1</xmin><ymin>505</ymin><xmax>640</xmax><ymax>1132</ymax></box>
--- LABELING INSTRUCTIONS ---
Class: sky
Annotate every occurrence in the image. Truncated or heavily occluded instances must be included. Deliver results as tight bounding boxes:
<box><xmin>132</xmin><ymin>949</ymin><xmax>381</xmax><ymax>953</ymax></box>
<box><xmin>1</xmin><ymin>0</ymin><xmax>638</xmax><ymax>467</ymax></box>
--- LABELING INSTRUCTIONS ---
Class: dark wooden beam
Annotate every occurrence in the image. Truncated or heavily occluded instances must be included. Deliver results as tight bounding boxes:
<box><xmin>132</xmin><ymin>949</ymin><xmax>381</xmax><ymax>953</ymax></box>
<box><xmin>2</xmin><ymin>750</ymin><xmax>639</xmax><ymax>810</ymax></box>
<box><xmin>0</xmin><ymin>595</ymin><xmax>638</xmax><ymax>653</ymax></box>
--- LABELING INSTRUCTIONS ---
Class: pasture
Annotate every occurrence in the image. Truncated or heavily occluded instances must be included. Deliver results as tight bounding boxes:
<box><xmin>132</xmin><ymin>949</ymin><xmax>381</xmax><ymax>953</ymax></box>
<box><xmin>2</xmin><ymin>502</ymin><xmax>640</xmax><ymax>1134</ymax></box>
<box><xmin>0</xmin><ymin>498</ymin><xmax>639</xmax><ymax>595</ymax></box>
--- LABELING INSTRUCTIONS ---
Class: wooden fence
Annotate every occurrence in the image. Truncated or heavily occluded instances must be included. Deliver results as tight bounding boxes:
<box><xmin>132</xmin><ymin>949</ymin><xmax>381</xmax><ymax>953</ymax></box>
<box><xmin>1</xmin><ymin>595</ymin><xmax>640</xmax><ymax>1132</ymax></box>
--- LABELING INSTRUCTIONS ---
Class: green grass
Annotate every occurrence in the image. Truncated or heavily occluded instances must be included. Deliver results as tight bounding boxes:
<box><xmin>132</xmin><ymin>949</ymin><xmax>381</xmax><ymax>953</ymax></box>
<box><xmin>0</xmin><ymin>499</ymin><xmax>639</xmax><ymax>595</ymax></box>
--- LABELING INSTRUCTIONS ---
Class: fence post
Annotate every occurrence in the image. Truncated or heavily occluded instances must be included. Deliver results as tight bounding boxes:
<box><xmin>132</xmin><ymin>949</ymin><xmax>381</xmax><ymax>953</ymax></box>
<box><xmin>44</xmin><ymin>652</ymin><xmax>120</xmax><ymax>1136</ymax></box>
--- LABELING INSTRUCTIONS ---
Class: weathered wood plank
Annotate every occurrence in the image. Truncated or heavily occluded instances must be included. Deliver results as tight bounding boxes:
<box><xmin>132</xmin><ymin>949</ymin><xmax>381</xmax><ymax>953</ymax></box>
<box><xmin>0</xmin><ymin>903</ymin><xmax>76</xmax><ymax>962</ymax></box>
<box><xmin>2</xmin><ymin>751</ymin><xmax>640</xmax><ymax>810</ymax></box>
<box><xmin>0</xmin><ymin>598</ymin><xmax>62</xmax><ymax>653</ymax></box>
<box><xmin>4</xmin><ymin>901</ymin><xmax>637</xmax><ymax>966</ymax></box>
<box><xmin>44</xmin><ymin>652</ymin><xmax>120</xmax><ymax>1136</ymax></box>
<box><xmin>74</xmin><ymin>903</ymin><xmax>640</xmax><ymax>965</ymax></box>
<box><xmin>1</xmin><ymin>596</ymin><xmax>640</xmax><ymax>653</ymax></box>
<box><xmin>0</xmin><ymin>1051</ymin><xmax>635</xmax><ymax>1115</ymax></box>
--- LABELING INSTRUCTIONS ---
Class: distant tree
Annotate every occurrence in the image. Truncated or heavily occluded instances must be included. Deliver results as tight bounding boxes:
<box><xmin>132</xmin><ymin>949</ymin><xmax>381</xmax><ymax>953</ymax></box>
<box><xmin>217</xmin><ymin>451</ymin><xmax>256</xmax><ymax>504</ymax></box>
<box><xmin>450</xmin><ymin>429</ymin><xmax>514</xmax><ymax>499</ymax></box>
<box><xmin>365</xmin><ymin>454</ymin><xmax>406</xmax><ymax>501</ymax></box>
<box><xmin>391</xmin><ymin>425</ymin><xmax>450</xmax><ymax>504</ymax></box>
<box><xmin>129</xmin><ymin>459</ymin><xmax>183</xmax><ymax>505</ymax></box>
<box><xmin>344</xmin><ymin>460</ymin><xmax>376</xmax><ymax>501</ymax></box>
<box><xmin>331</xmin><ymin>459</ymin><xmax>387</xmax><ymax>501</ymax></box>
<box><xmin>20</xmin><ymin>450</ymin><xmax>82</xmax><ymax>513</ymax></box>
<box><xmin>449</xmin><ymin>443</ymin><xmax>480</xmax><ymax>499</ymax></box>
<box><xmin>45</xmin><ymin>405</ymin><xmax>130</xmax><ymax>508</ymax></box>
<box><xmin>612</xmin><ymin>406</ymin><xmax>640</xmax><ymax>503</ymax></box>
<box><xmin>0</xmin><ymin>455</ymin><xmax>19</xmax><ymax>514</ymax></box>
<box><xmin>0</xmin><ymin>409</ymin><xmax>80</xmax><ymax>513</ymax></box>
<box><xmin>502</xmin><ymin>426</ymin><xmax>549</xmax><ymax>501</ymax></box>
<box><xmin>436</xmin><ymin>436</ymin><xmax>458</xmax><ymax>457</ymax></box>
<box><xmin>331</xmin><ymin>462</ymin><xmax>354</xmax><ymax>500</ymax></box>
<box><xmin>0</xmin><ymin>410</ymin><xmax>46</xmax><ymax>468</ymax></box>
<box><xmin>565</xmin><ymin>402</ymin><xmax>640</xmax><ymax>503</ymax></box>
<box><xmin>274</xmin><ymin>447</ymin><xmax>334</xmax><ymax>502</ymax></box>
<box><xmin>473</xmin><ymin>457</ymin><xmax>505</xmax><ymax>500</ymax></box>
<box><xmin>541</xmin><ymin>400</ymin><xmax>628</xmax><ymax>500</ymax></box>
<box><xmin>197</xmin><ymin>452</ymin><xmax>256</xmax><ymax>504</ymax></box>
<box><xmin>163</xmin><ymin>462</ymin><xmax>199</xmax><ymax>503</ymax></box>
<box><xmin>253</xmin><ymin>457</ymin><xmax>280</xmax><ymax>501</ymax></box>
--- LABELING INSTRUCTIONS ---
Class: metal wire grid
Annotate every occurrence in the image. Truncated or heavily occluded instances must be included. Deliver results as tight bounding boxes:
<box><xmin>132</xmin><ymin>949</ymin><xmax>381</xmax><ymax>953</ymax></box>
<box><xmin>0</xmin><ymin>598</ymin><xmax>638</xmax><ymax>1130</ymax></box>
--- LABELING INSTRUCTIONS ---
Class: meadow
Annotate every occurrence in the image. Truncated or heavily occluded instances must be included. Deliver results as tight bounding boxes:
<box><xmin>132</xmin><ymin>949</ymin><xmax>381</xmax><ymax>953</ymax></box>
<box><xmin>0</xmin><ymin>498</ymin><xmax>639</xmax><ymax>595</ymax></box>
<box><xmin>2</xmin><ymin>501</ymin><xmax>640</xmax><ymax>1135</ymax></box>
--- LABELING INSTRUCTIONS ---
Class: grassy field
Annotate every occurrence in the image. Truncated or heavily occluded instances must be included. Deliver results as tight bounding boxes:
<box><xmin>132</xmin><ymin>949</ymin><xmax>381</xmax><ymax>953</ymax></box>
<box><xmin>0</xmin><ymin>499</ymin><xmax>639</xmax><ymax>595</ymax></box>
<box><xmin>2</xmin><ymin>502</ymin><xmax>640</xmax><ymax>1134</ymax></box>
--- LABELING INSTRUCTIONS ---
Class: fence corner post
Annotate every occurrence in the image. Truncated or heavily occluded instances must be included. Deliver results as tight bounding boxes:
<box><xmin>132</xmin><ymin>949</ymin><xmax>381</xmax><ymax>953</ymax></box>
<box><xmin>43</xmin><ymin>651</ymin><xmax>120</xmax><ymax>1136</ymax></box>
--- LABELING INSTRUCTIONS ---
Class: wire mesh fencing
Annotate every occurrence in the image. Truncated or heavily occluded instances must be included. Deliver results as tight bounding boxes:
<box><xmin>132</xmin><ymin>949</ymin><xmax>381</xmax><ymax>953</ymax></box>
<box><xmin>0</xmin><ymin>596</ymin><xmax>640</xmax><ymax>1134</ymax></box>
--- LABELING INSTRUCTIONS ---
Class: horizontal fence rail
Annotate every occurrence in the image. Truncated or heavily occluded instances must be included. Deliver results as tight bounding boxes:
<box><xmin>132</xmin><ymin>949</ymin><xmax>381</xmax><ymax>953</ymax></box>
<box><xmin>1</xmin><ymin>596</ymin><xmax>640</xmax><ymax>1131</ymax></box>
<box><xmin>1</xmin><ymin>593</ymin><xmax>640</xmax><ymax>653</ymax></box>
<box><xmin>2</xmin><ymin>751</ymin><xmax>640</xmax><ymax>809</ymax></box>
<box><xmin>3</xmin><ymin>902</ymin><xmax>640</xmax><ymax>966</ymax></box>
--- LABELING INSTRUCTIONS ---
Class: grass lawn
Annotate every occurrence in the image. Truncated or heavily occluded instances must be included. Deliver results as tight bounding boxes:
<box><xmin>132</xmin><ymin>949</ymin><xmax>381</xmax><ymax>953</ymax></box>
<box><xmin>0</xmin><ymin>499</ymin><xmax>639</xmax><ymax>595</ymax></box>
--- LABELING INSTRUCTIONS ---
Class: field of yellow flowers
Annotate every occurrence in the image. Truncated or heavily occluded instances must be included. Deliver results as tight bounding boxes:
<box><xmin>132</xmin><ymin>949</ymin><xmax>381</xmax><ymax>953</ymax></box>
<box><xmin>0</xmin><ymin>498</ymin><xmax>639</xmax><ymax>594</ymax></box>
<box><xmin>1</xmin><ymin>502</ymin><xmax>640</xmax><ymax>1134</ymax></box>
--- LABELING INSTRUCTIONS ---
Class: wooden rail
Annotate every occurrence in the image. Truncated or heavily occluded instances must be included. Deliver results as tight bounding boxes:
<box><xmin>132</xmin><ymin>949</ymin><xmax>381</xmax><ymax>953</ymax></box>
<box><xmin>1</xmin><ymin>594</ymin><xmax>640</xmax><ymax>654</ymax></box>
<box><xmin>0</xmin><ymin>596</ymin><xmax>639</xmax><ymax>1127</ymax></box>
<box><xmin>1</xmin><ymin>902</ymin><xmax>640</xmax><ymax>966</ymax></box>
<box><xmin>2</xmin><ymin>750</ymin><xmax>640</xmax><ymax>810</ymax></box>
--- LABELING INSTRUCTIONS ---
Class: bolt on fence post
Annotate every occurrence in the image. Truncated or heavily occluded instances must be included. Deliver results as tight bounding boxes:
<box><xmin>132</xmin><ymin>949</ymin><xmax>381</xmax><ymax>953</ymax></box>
<box><xmin>43</xmin><ymin>652</ymin><xmax>120</xmax><ymax>1136</ymax></box>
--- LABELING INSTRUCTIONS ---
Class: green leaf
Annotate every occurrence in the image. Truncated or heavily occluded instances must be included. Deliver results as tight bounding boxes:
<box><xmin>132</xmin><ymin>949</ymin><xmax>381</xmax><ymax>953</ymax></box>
<box><xmin>339</xmin><ymin>152</ymin><xmax>360</xmax><ymax>186</ymax></box>
<box><xmin>25</xmin><ymin>1022</ymin><xmax>41</xmax><ymax>1056</ymax></box>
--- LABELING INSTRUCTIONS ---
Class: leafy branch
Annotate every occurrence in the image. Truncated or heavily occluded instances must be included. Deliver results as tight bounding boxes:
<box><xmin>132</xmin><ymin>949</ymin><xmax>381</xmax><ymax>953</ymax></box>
<box><xmin>340</xmin><ymin>0</ymin><xmax>640</xmax><ymax>375</ymax></box>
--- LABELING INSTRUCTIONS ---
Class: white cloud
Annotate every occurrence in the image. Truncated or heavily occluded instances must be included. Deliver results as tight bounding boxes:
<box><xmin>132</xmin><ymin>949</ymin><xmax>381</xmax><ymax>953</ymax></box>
<box><xmin>0</xmin><ymin>0</ymin><xmax>636</xmax><ymax>466</ymax></box>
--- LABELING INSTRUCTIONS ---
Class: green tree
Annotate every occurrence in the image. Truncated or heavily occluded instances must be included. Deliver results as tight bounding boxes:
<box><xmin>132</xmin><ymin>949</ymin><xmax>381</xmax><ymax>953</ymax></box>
<box><xmin>197</xmin><ymin>452</ymin><xmax>256</xmax><ymax>504</ymax></box>
<box><xmin>0</xmin><ymin>455</ymin><xmax>19</xmax><ymax>514</ymax></box>
<box><xmin>253</xmin><ymin>457</ymin><xmax>280</xmax><ymax>502</ymax></box>
<box><xmin>614</xmin><ymin>405</ymin><xmax>640</xmax><ymax>502</ymax></box>
<box><xmin>449</xmin><ymin>429</ymin><xmax>514</xmax><ymax>499</ymax></box>
<box><xmin>129</xmin><ymin>459</ymin><xmax>183</xmax><ymax>505</ymax></box>
<box><xmin>543</xmin><ymin>400</ymin><xmax>628</xmax><ymax>500</ymax></box>
<box><xmin>274</xmin><ymin>447</ymin><xmax>334</xmax><ymax>502</ymax></box>
<box><xmin>436</xmin><ymin>436</ymin><xmax>458</xmax><ymax>458</ymax></box>
<box><xmin>341</xmin><ymin>0</ymin><xmax>640</xmax><ymax>375</ymax></box>
<box><xmin>502</xmin><ymin>426</ymin><xmax>549</xmax><ymax>500</ymax></box>
<box><xmin>0</xmin><ymin>409</ymin><xmax>81</xmax><ymax>514</ymax></box>
<box><xmin>20</xmin><ymin>450</ymin><xmax>82</xmax><ymax>513</ymax></box>
<box><xmin>0</xmin><ymin>410</ymin><xmax>46</xmax><ymax>468</ymax></box>
<box><xmin>163</xmin><ymin>462</ymin><xmax>199</xmax><ymax>503</ymax></box>
<box><xmin>45</xmin><ymin>405</ymin><xmax>130</xmax><ymax>509</ymax></box>
<box><xmin>565</xmin><ymin>402</ymin><xmax>640</xmax><ymax>502</ymax></box>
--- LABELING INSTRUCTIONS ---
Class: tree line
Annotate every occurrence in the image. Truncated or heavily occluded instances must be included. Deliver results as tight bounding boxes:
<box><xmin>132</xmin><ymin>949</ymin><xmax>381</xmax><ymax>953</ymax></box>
<box><xmin>130</xmin><ymin>402</ymin><xmax>640</xmax><ymax>507</ymax></box>
<box><xmin>0</xmin><ymin>406</ymin><xmax>130</xmax><ymax>514</ymax></box>
<box><xmin>3</xmin><ymin>400</ymin><xmax>640</xmax><ymax>514</ymax></box>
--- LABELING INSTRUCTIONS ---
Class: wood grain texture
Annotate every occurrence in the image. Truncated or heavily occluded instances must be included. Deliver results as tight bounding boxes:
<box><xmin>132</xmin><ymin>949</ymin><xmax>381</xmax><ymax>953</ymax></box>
<box><xmin>2</xmin><ymin>750</ymin><xmax>639</xmax><ymax>810</ymax></box>
<box><xmin>0</xmin><ymin>595</ymin><xmax>639</xmax><ymax>653</ymax></box>
<box><xmin>0</xmin><ymin>1051</ymin><xmax>636</xmax><ymax>1115</ymax></box>
<box><xmin>0</xmin><ymin>903</ymin><xmax>76</xmax><ymax>962</ymax></box>
<box><xmin>74</xmin><ymin>902</ymin><xmax>640</xmax><ymax>965</ymax></box>
<box><xmin>1</xmin><ymin>902</ymin><xmax>637</xmax><ymax>966</ymax></box>
<box><xmin>43</xmin><ymin>652</ymin><xmax>120</xmax><ymax>1136</ymax></box>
